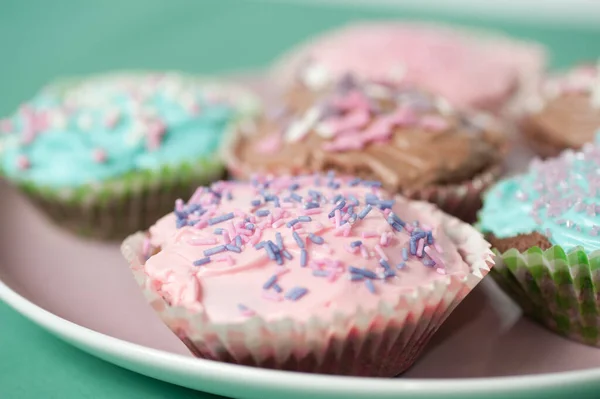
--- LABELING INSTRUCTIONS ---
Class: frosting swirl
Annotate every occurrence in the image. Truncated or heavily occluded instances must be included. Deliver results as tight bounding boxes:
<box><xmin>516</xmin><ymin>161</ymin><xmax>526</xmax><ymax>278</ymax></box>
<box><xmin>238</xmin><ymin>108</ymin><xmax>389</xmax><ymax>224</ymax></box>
<box><xmin>480</xmin><ymin>142</ymin><xmax>600</xmax><ymax>253</ymax></box>
<box><xmin>144</xmin><ymin>173</ymin><xmax>472</xmax><ymax>323</ymax></box>
<box><xmin>0</xmin><ymin>72</ymin><xmax>257</xmax><ymax>188</ymax></box>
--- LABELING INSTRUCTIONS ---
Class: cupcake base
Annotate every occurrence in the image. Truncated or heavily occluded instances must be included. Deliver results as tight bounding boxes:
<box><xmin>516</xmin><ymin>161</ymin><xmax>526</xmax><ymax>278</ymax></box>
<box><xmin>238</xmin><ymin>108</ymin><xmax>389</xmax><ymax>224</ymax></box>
<box><xmin>491</xmin><ymin>243</ymin><xmax>600</xmax><ymax>347</ymax></box>
<box><xmin>13</xmin><ymin>158</ymin><xmax>224</xmax><ymax>241</ymax></box>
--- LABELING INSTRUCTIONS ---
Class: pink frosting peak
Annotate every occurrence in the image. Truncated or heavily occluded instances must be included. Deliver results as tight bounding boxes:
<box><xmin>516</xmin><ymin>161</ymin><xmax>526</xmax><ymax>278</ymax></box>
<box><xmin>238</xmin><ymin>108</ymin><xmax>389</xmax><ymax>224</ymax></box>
<box><xmin>275</xmin><ymin>22</ymin><xmax>546</xmax><ymax>111</ymax></box>
<box><xmin>145</xmin><ymin>173</ymin><xmax>471</xmax><ymax>323</ymax></box>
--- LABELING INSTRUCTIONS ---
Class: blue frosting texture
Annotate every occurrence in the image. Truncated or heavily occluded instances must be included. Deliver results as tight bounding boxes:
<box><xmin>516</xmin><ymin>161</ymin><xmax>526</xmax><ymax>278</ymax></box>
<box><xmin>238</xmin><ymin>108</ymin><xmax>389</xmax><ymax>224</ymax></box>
<box><xmin>0</xmin><ymin>73</ymin><xmax>255</xmax><ymax>188</ymax></box>
<box><xmin>480</xmin><ymin>144</ymin><xmax>600</xmax><ymax>253</ymax></box>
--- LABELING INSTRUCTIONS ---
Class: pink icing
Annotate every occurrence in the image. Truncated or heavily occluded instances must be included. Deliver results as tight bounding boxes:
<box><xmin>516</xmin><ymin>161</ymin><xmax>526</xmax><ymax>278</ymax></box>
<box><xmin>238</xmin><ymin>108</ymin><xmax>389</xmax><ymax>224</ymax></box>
<box><xmin>145</xmin><ymin>174</ymin><xmax>470</xmax><ymax>324</ymax></box>
<box><xmin>288</xmin><ymin>23</ymin><xmax>545</xmax><ymax>110</ymax></box>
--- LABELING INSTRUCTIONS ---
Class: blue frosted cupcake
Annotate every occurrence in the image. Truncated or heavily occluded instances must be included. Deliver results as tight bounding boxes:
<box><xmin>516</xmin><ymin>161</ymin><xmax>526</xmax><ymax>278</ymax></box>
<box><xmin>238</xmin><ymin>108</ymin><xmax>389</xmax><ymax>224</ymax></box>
<box><xmin>0</xmin><ymin>72</ymin><xmax>258</xmax><ymax>239</ymax></box>
<box><xmin>479</xmin><ymin>142</ymin><xmax>600</xmax><ymax>346</ymax></box>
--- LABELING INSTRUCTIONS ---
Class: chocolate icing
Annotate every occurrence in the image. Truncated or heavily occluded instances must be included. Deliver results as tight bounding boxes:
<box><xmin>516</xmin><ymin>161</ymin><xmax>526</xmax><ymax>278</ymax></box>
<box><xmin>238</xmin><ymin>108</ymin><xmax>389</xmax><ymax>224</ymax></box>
<box><xmin>231</xmin><ymin>80</ymin><xmax>505</xmax><ymax>192</ymax></box>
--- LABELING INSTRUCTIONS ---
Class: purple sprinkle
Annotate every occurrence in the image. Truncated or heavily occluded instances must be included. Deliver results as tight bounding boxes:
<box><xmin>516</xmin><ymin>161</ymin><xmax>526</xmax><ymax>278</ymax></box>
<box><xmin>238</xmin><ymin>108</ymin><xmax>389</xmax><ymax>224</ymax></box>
<box><xmin>274</xmin><ymin>197</ymin><xmax>281</xmax><ymax>208</ymax></box>
<box><xmin>308</xmin><ymin>190</ymin><xmax>321</xmax><ymax>199</ymax></box>
<box><xmin>300</xmin><ymin>249</ymin><xmax>307</xmax><ymax>267</ymax></box>
<box><xmin>348</xmin><ymin>266</ymin><xmax>377</xmax><ymax>279</ymax></box>
<box><xmin>293</xmin><ymin>231</ymin><xmax>305</xmax><ymax>248</ymax></box>
<box><xmin>264</xmin><ymin>243</ymin><xmax>276</xmax><ymax>260</ymax></box>
<box><xmin>411</xmin><ymin>231</ymin><xmax>427</xmax><ymax>241</ymax></box>
<box><xmin>208</xmin><ymin>212</ymin><xmax>235</xmax><ymax>226</ymax></box>
<box><xmin>304</xmin><ymin>202</ymin><xmax>320</xmax><ymax>210</ymax></box>
<box><xmin>204</xmin><ymin>245</ymin><xmax>226</xmax><ymax>256</ymax></box>
<box><xmin>358</xmin><ymin>205</ymin><xmax>372</xmax><ymax>219</ymax></box>
<box><xmin>391</xmin><ymin>213</ymin><xmax>406</xmax><ymax>227</ymax></box>
<box><xmin>214</xmin><ymin>228</ymin><xmax>224</xmax><ymax>235</ymax></box>
<box><xmin>282</xmin><ymin>249</ymin><xmax>293</xmax><ymax>260</ymax></box>
<box><xmin>267</xmin><ymin>240</ymin><xmax>280</xmax><ymax>254</ymax></box>
<box><xmin>263</xmin><ymin>275</ymin><xmax>278</xmax><ymax>289</ymax></box>
<box><xmin>308</xmin><ymin>233</ymin><xmax>324</xmax><ymax>244</ymax></box>
<box><xmin>350</xmin><ymin>273</ymin><xmax>364</xmax><ymax>281</ymax></box>
<box><xmin>422</xmin><ymin>259</ymin><xmax>435</xmax><ymax>267</ymax></box>
<box><xmin>312</xmin><ymin>270</ymin><xmax>330</xmax><ymax>277</ymax></box>
<box><xmin>409</xmin><ymin>240</ymin><xmax>417</xmax><ymax>256</ymax></box>
<box><xmin>176</xmin><ymin>219</ymin><xmax>187</xmax><ymax>229</ymax></box>
<box><xmin>350</xmin><ymin>240</ymin><xmax>362</xmax><ymax>248</ymax></box>
<box><xmin>402</xmin><ymin>248</ymin><xmax>408</xmax><ymax>261</ymax></box>
<box><xmin>235</xmin><ymin>235</ymin><xmax>242</xmax><ymax>248</ymax></box>
<box><xmin>256</xmin><ymin>210</ymin><xmax>270</xmax><ymax>217</ymax></box>
<box><xmin>285</xmin><ymin>286</ymin><xmax>308</xmax><ymax>301</ymax></box>
<box><xmin>377</xmin><ymin>200</ymin><xmax>395</xmax><ymax>210</ymax></box>
<box><xmin>193</xmin><ymin>257</ymin><xmax>211</xmax><ymax>266</ymax></box>
<box><xmin>289</xmin><ymin>183</ymin><xmax>300</xmax><ymax>191</ymax></box>
<box><xmin>286</xmin><ymin>219</ymin><xmax>300</xmax><ymax>228</ymax></box>
<box><xmin>364</xmin><ymin>279</ymin><xmax>376</xmax><ymax>294</ymax></box>
<box><xmin>275</xmin><ymin>232</ymin><xmax>284</xmax><ymax>249</ymax></box>
<box><xmin>297</xmin><ymin>216</ymin><xmax>312</xmax><ymax>222</ymax></box>
<box><xmin>347</xmin><ymin>205</ymin><xmax>354</xmax><ymax>215</ymax></box>
<box><xmin>251</xmin><ymin>199</ymin><xmax>261</xmax><ymax>206</ymax></box>
<box><xmin>272</xmin><ymin>283</ymin><xmax>283</xmax><ymax>293</ymax></box>
<box><xmin>426</xmin><ymin>232</ymin><xmax>434</xmax><ymax>245</ymax></box>
<box><xmin>275</xmin><ymin>252</ymin><xmax>283</xmax><ymax>265</ymax></box>
<box><xmin>245</xmin><ymin>223</ymin><xmax>255</xmax><ymax>230</ymax></box>
<box><xmin>225</xmin><ymin>244</ymin><xmax>241</xmax><ymax>253</ymax></box>
<box><xmin>290</xmin><ymin>192</ymin><xmax>303</xmax><ymax>202</ymax></box>
<box><xmin>362</xmin><ymin>180</ymin><xmax>382</xmax><ymax>188</ymax></box>
<box><xmin>347</xmin><ymin>195</ymin><xmax>359</xmax><ymax>205</ymax></box>
<box><xmin>263</xmin><ymin>194</ymin><xmax>276</xmax><ymax>202</ymax></box>
<box><xmin>397</xmin><ymin>262</ymin><xmax>406</xmax><ymax>270</ymax></box>
<box><xmin>379</xmin><ymin>259</ymin><xmax>391</xmax><ymax>270</ymax></box>
<box><xmin>383</xmin><ymin>269</ymin><xmax>396</xmax><ymax>279</ymax></box>
<box><xmin>348</xmin><ymin>177</ymin><xmax>362</xmax><ymax>186</ymax></box>
<box><xmin>255</xmin><ymin>241</ymin><xmax>265</xmax><ymax>249</ymax></box>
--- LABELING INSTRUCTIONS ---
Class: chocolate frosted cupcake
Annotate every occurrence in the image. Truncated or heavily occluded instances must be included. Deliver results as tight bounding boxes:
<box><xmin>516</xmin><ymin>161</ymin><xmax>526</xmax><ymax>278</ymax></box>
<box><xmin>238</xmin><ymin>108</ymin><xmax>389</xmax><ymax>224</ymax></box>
<box><xmin>479</xmin><ymin>143</ymin><xmax>600</xmax><ymax>346</ymax></box>
<box><xmin>226</xmin><ymin>77</ymin><xmax>507</xmax><ymax>222</ymax></box>
<box><xmin>522</xmin><ymin>63</ymin><xmax>600</xmax><ymax>158</ymax></box>
<box><xmin>122</xmin><ymin>173</ymin><xmax>493</xmax><ymax>376</ymax></box>
<box><xmin>0</xmin><ymin>72</ymin><xmax>258</xmax><ymax>239</ymax></box>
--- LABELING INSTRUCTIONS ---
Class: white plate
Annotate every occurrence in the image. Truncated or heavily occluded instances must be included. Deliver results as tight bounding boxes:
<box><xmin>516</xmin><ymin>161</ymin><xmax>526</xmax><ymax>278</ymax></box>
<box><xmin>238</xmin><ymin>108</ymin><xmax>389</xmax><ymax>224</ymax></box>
<box><xmin>2</xmin><ymin>180</ymin><xmax>600</xmax><ymax>399</ymax></box>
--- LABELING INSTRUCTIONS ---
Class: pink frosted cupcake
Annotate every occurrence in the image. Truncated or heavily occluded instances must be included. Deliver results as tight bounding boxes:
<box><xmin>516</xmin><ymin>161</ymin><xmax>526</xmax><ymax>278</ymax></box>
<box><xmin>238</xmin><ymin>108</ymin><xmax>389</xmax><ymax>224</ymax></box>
<box><xmin>122</xmin><ymin>173</ymin><xmax>493</xmax><ymax>376</ymax></box>
<box><xmin>272</xmin><ymin>21</ymin><xmax>546</xmax><ymax>114</ymax></box>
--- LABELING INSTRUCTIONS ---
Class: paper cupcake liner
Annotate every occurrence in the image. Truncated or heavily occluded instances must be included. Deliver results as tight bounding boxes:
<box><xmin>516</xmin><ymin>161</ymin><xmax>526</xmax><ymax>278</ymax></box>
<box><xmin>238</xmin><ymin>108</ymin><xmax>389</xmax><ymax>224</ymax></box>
<box><xmin>121</xmin><ymin>202</ymin><xmax>493</xmax><ymax>376</ymax></box>
<box><xmin>491</xmin><ymin>245</ymin><xmax>600</xmax><ymax>347</ymax></box>
<box><xmin>13</xmin><ymin>157</ymin><xmax>224</xmax><ymax>240</ymax></box>
<box><xmin>223</xmin><ymin>138</ymin><xmax>503</xmax><ymax>224</ymax></box>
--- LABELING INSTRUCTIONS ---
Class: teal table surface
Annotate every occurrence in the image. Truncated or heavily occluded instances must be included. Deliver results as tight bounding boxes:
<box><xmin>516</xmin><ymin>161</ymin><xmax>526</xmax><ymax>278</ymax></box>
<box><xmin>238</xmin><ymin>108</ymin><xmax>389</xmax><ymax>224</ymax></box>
<box><xmin>1</xmin><ymin>1</ymin><xmax>600</xmax><ymax>398</ymax></box>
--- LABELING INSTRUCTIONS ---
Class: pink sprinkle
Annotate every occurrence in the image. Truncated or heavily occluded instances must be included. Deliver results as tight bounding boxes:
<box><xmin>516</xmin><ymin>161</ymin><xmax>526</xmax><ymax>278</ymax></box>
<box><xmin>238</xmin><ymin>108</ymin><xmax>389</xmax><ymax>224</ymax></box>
<box><xmin>362</xmin><ymin>231</ymin><xmax>377</xmax><ymax>238</ymax></box>
<box><xmin>223</xmin><ymin>231</ymin><xmax>231</xmax><ymax>245</ymax></box>
<box><xmin>425</xmin><ymin>246</ymin><xmax>446</xmax><ymax>269</ymax></box>
<box><xmin>239</xmin><ymin>308</ymin><xmax>255</xmax><ymax>317</ymax></box>
<box><xmin>188</xmin><ymin>237</ymin><xmax>217</xmax><ymax>246</ymax></box>
<box><xmin>16</xmin><ymin>155</ymin><xmax>30</xmax><ymax>170</ymax></box>
<box><xmin>261</xmin><ymin>291</ymin><xmax>283</xmax><ymax>302</ymax></box>
<box><xmin>334</xmin><ymin>209</ymin><xmax>341</xmax><ymax>228</ymax></box>
<box><xmin>250</xmin><ymin>230</ymin><xmax>262</xmax><ymax>246</ymax></box>
<box><xmin>434</xmin><ymin>243</ymin><xmax>444</xmax><ymax>254</ymax></box>
<box><xmin>175</xmin><ymin>198</ymin><xmax>184</xmax><ymax>211</ymax></box>
<box><xmin>302</xmin><ymin>208</ymin><xmax>322</xmax><ymax>216</ymax></box>
<box><xmin>142</xmin><ymin>238</ymin><xmax>151</xmax><ymax>257</ymax></box>
<box><xmin>405</xmin><ymin>224</ymin><xmax>414</xmax><ymax>233</ymax></box>
<box><xmin>388</xmin><ymin>106</ymin><xmax>418</xmax><ymax>126</ymax></box>
<box><xmin>255</xmin><ymin>133</ymin><xmax>282</xmax><ymax>154</ymax></box>
<box><xmin>436</xmin><ymin>268</ymin><xmax>446</xmax><ymax>275</ymax></box>
<box><xmin>327</xmin><ymin>272</ymin><xmax>340</xmax><ymax>283</ymax></box>
<box><xmin>92</xmin><ymin>148</ymin><xmax>107</xmax><ymax>163</ymax></box>
<box><xmin>343</xmin><ymin>213</ymin><xmax>351</xmax><ymax>221</ymax></box>
<box><xmin>421</xmin><ymin>224</ymin><xmax>433</xmax><ymax>232</ymax></box>
<box><xmin>383</xmin><ymin>209</ymin><xmax>392</xmax><ymax>217</ymax></box>
<box><xmin>233</xmin><ymin>209</ymin><xmax>246</xmax><ymax>218</ymax></box>
<box><xmin>419</xmin><ymin>115</ymin><xmax>449</xmax><ymax>132</ymax></box>
<box><xmin>417</xmin><ymin>239</ymin><xmax>425</xmax><ymax>257</ymax></box>
<box><xmin>194</xmin><ymin>220</ymin><xmax>208</xmax><ymax>229</ymax></box>
<box><xmin>272</xmin><ymin>219</ymin><xmax>284</xmax><ymax>228</ymax></box>
<box><xmin>345</xmin><ymin>245</ymin><xmax>359</xmax><ymax>254</ymax></box>
<box><xmin>374</xmin><ymin>244</ymin><xmax>388</xmax><ymax>261</ymax></box>
<box><xmin>360</xmin><ymin>245</ymin><xmax>370</xmax><ymax>259</ymax></box>
<box><xmin>379</xmin><ymin>233</ymin><xmax>389</xmax><ymax>246</ymax></box>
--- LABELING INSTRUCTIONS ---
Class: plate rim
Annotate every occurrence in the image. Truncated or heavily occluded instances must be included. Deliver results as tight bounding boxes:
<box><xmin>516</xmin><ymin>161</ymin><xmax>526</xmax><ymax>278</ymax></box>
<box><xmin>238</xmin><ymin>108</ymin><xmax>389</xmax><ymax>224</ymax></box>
<box><xmin>2</xmin><ymin>278</ymin><xmax>600</xmax><ymax>397</ymax></box>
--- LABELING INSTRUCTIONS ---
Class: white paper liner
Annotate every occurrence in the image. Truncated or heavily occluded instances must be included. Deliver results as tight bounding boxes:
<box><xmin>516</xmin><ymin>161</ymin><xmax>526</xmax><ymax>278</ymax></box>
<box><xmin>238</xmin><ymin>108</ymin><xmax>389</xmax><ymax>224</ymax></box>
<box><xmin>121</xmin><ymin>200</ymin><xmax>493</xmax><ymax>376</ymax></box>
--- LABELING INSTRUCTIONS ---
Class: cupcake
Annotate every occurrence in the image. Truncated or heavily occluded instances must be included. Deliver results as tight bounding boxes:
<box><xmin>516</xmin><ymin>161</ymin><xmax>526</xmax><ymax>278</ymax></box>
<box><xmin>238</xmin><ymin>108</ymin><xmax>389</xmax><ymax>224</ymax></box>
<box><xmin>479</xmin><ymin>143</ymin><xmax>600</xmax><ymax>346</ymax></box>
<box><xmin>0</xmin><ymin>72</ymin><xmax>258</xmax><ymax>239</ymax></box>
<box><xmin>225</xmin><ymin>76</ymin><xmax>507</xmax><ymax>222</ymax></box>
<box><xmin>122</xmin><ymin>173</ymin><xmax>493</xmax><ymax>376</ymax></box>
<box><xmin>522</xmin><ymin>63</ymin><xmax>600</xmax><ymax>158</ymax></box>
<box><xmin>271</xmin><ymin>21</ymin><xmax>546</xmax><ymax>114</ymax></box>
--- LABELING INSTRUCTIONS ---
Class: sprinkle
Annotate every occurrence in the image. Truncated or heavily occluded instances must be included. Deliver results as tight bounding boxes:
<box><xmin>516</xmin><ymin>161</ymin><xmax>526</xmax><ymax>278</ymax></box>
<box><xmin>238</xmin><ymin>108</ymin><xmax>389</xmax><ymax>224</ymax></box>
<box><xmin>272</xmin><ymin>283</ymin><xmax>283</xmax><ymax>293</ymax></box>
<box><xmin>256</xmin><ymin>209</ymin><xmax>270</xmax><ymax>217</ymax></box>
<box><xmin>300</xmin><ymin>249</ymin><xmax>308</xmax><ymax>267</ymax></box>
<box><xmin>379</xmin><ymin>258</ymin><xmax>391</xmax><ymax>270</ymax></box>
<box><xmin>362</xmin><ymin>231</ymin><xmax>378</xmax><ymax>238</ymax></box>
<box><xmin>213</xmin><ymin>228</ymin><xmax>224</xmax><ymax>235</ymax></box>
<box><xmin>360</xmin><ymin>245</ymin><xmax>370</xmax><ymax>259</ymax></box>
<box><xmin>203</xmin><ymin>245</ymin><xmax>226</xmax><ymax>256</ymax></box>
<box><xmin>358</xmin><ymin>205</ymin><xmax>372</xmax><ymax>219</ymax></box>
<box><xmin>424</xmin><ymin>246</ymin><xmax>445</xmax><ymax>269</ymax></box>
<box><xmin>402</xmin><ymin>247</ymin><xmax>408</xmax><ymax>261</ymax></box>
<box><xmin>222</xmin><ymin>230</ymin><xmax>231</xmax><ymax>245</ymax></box>
<box><xmin>350</xmin><ymin>240</ymin><xmax>362</xmax><ymax>248</ymax></box>
<box><xmin>251</xmin><ymin>199</ymin><xmax>261</xmax><ymax>206</ymax></box>
<box><xmin>377</xmin><ymin>200</ymin><xmax>395</xmax><ymax>210</ymax></box>
<box><xmin>423</xmin><ymin>259</ymin><xmax>436</xmax><ymax>267</ymax></box>
<box><xmin>208</xmin><ymin>212</ymin><xmax>234</xmax><ymax>225</ymax></box>
<box><xmin>237</xmin><ymin>304</ymin><xmax>255</xmax><ymax>317</ymax></box>
<box><xmin>282</xmin><ymin>250</ymin><xmax>293</xmax><ymax>260</ymax></box>
<box><xmin>285</xmin><ymin>286</ymin><xmax>309</xmax><ymax>301</ymax></box>
<box><xmin>264</xmin><ymin>241</ymin><xmax>277</xmax><ymax>260</ymax></box>
<box><xmin>262</xmin><ymin>275</ymin><xmax>278</xmax><ymax>289</ymax></box>
<box><xmin>348</xmin><ymin>177</ymin><xmax>362</xmax><ymax>186</ymax></box>
<box><xmin>289</xmin><ymin>183</ymin><xmax>300</xmax><ymax>191</ymax></box>
<box><xmin>362</xmin><ymin>180</ymin><xmax>382</xmax><ymax>188</ymax></box>
<box><xmin>272</xmin><ymin>219</ymin><xmax>285</xmax><ymax>228</ymax></box>
<box><xmin>293</xmin><ymin>231</ymin><xmax>305</xmax><ymax>248</ymax></box>
<box><xmin>410</xmin><ymin>240</ymin><xmax>417</xmax><ymax>256</ymax></box>
<box><xmin>364</xmin><ymin>279</ymin><xmax>376</xmax><ymax>294</ymax></box>
<box><xmin>348</xmin><ymin>266</ymin><xmax>378</xmax><ymax>279</ymax></box>
<box><xmin>193</xmin><ymin>257</ymin><xmax>211</xmax><ymax>266</ymax></box>
<box><xmin>374</xmin><ymin>244</ymin><xmax>388</xmax><ymax>261</ymax></box>
<box><xmin>262</xmin><ymin>291</ymin><xmax>283</xmax><ymax>302</ymax></box>
<box><xmin>308</xmin><ymin>233</ymin><xmax>324</xmax><ymax>244</ymax></box>
<box><xmin>302</xmin><ymin>208</ymin><xmax>322</xmax><ymax>216</ymax></box>
<box><xmin>416</xmin><ymin>238</ymin><xmax>425</xmax><ymax>258</ymax></box>
<box><xmin>328</xmin><ymin>200</ymin><xmax>346</xmax><ymax>218</ymax></box>
<box><xmin>297</xmin><ymin>216</ymin><xmax>312</xmax><ymax>222</ymax></box>
<box><xmin>275</xmin><ymin>232</ymin><xmax>284</xmax><ymax>250</ymax></box>
<box><xmin>290</xmin><ymin>192</ymin><xmax>303</xmax><ymax>202</ymax></box>
<box><xmin>312</xmin><ymin>270</ymin><xmax>330</xmax><ymax>277</ymax></box>
<box><xmin>396</xmin><ymin>262</ymin><xmax>406</xmax><ymax>270</ymax></box>
<box><xmin>225</xmin><ymin>244</ymin><xmax>241</xmax><ymax>253</ymax></box>
<box><xmin>286</xmin><ymin>219</ymin><xmax>300</xmax><ymax>228</ymax></box>
<box><xmin>304</xmin><ymin>202</ymin><xmax>320</xmax><ymax>209</ymax></box>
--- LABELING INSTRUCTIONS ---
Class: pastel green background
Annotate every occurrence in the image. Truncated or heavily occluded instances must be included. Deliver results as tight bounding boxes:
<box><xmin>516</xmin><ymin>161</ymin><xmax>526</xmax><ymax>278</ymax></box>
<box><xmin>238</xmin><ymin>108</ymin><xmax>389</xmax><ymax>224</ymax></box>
<box><xmin>1</xmin><ymin>1</ymin><xmax>600</xmax><ymax>398</ymax></box>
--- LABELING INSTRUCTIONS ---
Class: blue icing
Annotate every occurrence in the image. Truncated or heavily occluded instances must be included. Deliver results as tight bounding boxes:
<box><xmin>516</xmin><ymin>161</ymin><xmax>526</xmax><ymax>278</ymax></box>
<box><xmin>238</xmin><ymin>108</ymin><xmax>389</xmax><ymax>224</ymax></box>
<box><xmin>480</xmin><ymin>145</ymin><xmax>600</xmax><ymax>253</ymax></box>
<box><xmin>0</xmin><ymin>74</ymin><xmax>245</xmax><ymax>188</ymax></box>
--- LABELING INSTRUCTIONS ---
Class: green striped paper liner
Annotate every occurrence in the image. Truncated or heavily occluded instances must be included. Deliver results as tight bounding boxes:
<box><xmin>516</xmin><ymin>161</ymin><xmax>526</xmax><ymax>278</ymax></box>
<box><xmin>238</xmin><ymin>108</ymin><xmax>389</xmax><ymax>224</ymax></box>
<box><xmin>11</xmin><ymin>156</ymin><xmax>225</xmax><ymax>240</ymax></box>
<box><xmin>491</xmin><ymin>245</ymin><xmax>600</xmax><ymax>347</ymax></box>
